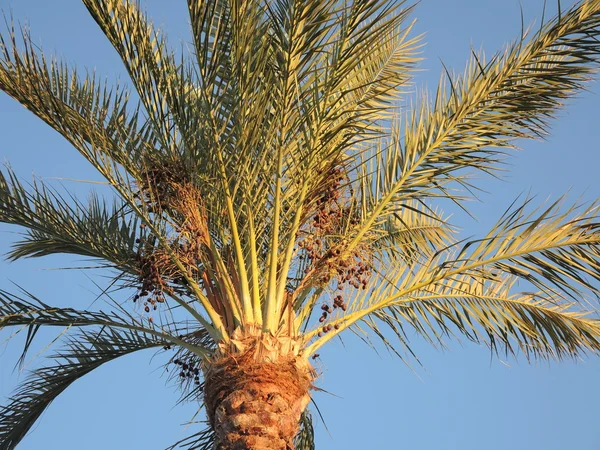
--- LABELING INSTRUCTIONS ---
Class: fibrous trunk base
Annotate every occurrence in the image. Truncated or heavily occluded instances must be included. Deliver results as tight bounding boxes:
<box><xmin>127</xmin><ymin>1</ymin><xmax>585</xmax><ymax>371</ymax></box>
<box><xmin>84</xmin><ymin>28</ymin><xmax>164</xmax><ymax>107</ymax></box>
<box><xmin>204</xmin><ymin>348</ymin><xmax>312</xmax><ymax>450</ymax></box>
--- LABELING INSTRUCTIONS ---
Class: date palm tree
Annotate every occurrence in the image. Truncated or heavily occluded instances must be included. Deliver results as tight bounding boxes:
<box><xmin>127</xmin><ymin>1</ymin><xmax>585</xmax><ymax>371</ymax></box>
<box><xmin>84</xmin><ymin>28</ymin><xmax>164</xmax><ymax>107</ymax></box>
<box><xmin>2</xmin><ymin>0</ymin><xmax>600</xmax><ymax>448</ymax></box>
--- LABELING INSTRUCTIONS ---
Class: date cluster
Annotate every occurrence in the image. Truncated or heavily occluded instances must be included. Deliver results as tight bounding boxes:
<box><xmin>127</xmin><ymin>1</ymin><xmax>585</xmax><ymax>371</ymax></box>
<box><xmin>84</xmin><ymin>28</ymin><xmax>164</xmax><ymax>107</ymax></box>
<box><xmin>173</xmin><ymin>358</ymin><xmax>201</xmax><ymax>385</ymax></box>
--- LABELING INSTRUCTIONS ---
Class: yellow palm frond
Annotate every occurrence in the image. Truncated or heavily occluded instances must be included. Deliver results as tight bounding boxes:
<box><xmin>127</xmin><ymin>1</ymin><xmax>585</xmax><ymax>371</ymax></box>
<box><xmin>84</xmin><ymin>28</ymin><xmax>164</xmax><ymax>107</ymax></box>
<box><xmin>306</xmin><ymin>195</ymin><xmax>600</xmax><ymax>358</ymax></box>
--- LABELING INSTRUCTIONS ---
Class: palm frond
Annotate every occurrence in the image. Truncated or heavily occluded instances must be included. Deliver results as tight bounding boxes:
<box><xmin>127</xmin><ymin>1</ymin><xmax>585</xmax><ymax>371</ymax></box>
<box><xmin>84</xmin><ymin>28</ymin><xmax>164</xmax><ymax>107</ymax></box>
<box><xmin>346</xmin><ymin>0</ymin><xmax>600</xmax><ymax>254</ymax></box>
<box><xmin>0</xmin><ymin>288</ymin><xmax>133</xmax><ymax>330</ymax></box>
<box><xmin>442</xmin><ymin>196</ymin><xmax>600</xmax><ymax>299</ymax></box>
<box><xmin>305</xmin><ymin>195</ymin><xmax>600</xmax><ymax>358</ymax></box>
<box><xmin>81</xmin><ymin>0</ymin><xmax>187</xmax><ymax>151</ymax></box>
<box><xmin>379</xmin><ymin>278</ymin><xmax>600</xmax><ymax>361</ymax></box>
<box><xmin>271</xmin><ymin>0</ymin><xmax>420</xmax><ymax>227</ymax></box>
<box><xmin>0</xmin><ymin>288</ymin><xmax>215</xmax><ymax>361</ymax></box>
<box><xmin>308</xmin><ymin>272</ymin><xmax>600</xmax><ymax>361</ymax></box>
<box><xmin>317</xmin><ymin>1</ymin><xmax>419</xmax><ymax>129</ymax></box>
<box><xmin>368</xmin><ymin>201</ymin><xmax>454</xmax><ymax>264</ymax></box>
<box><xmin>0</xmin><ymin>326</ymin><xmax>165</xmax><ymax>450</ymax></box>
<box><xmin>294</xmin><ymin>409</ymin><xmax>315</xmax><ymax>450</ymax></box>
<box><xmin>0</xmin><ymin>20</ymin><xmax>152</xmax><ymax>182</ymax></box>
<box><xmin>0</xmin><ymin>168</ymin><xmax>138</xmax><ymax>266</ymax></box>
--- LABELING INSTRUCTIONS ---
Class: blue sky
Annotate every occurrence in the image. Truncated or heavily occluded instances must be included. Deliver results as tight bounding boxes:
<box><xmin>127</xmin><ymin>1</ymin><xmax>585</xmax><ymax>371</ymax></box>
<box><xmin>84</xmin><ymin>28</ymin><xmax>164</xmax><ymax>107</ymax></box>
<box><xmin>0</xmin><ymin>1</ymin><xmax>599</xmax><ymax>449</ymax></box>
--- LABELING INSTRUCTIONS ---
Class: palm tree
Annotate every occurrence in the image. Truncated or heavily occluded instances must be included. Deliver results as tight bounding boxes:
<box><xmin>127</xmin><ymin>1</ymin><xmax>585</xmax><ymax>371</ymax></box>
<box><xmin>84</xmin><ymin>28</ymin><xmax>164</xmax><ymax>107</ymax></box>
<box><xmin>2</xmin><ymin>0</ymin><xmax>600</xmax><ymax>448</ymax></box>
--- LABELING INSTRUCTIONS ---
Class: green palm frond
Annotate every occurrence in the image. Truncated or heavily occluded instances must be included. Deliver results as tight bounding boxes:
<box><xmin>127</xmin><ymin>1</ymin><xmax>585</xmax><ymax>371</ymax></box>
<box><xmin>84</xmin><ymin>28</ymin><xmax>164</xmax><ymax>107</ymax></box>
<box><xmin>266</xmin><ymin>0</ymin><xmax>420</xmax><ymax>244</ymax></box>
<box><xmin>0</xmin><ymin>288</ymin><xmax>214</xmax><ymax>358</ymax></box>
<box><xmin>0</xmin><ymin>287</ymin><xmax>216</xmax><ymax>449</ymax></box>
<box><xmin>375</xmin><ymin>279</ymin><xmax>600</xmax><ymax>361</ymax></box>
<box><xmin>0</xmin><ymin>22</ymin><xmax>152</xmax><ymax>182</ymax></box>
<box><xmin>186</xmin><ymin>0</ymin><xmax>233</xmax><ymax>121</ymax></box>
<box><xmin>0</xmin><ymin>168</ymin><xmax>138</xmax><ymax>265</ymax></box>
<box><xmin>0</xmin><ymin>327</ymin><xmax>165</xmax><ymax>450</ymax></box>
<box><xmin>294</xmin><ymin>410</ymin><xmax>316</xmax><ymax>450</ymax></box>
<box><xmin>442</xmin><ymin>197</ymin><xmax>600</xmax><ymax>298</ymax></box>
<box><xmin>0</xmin><ymin>288</ymin><xmax>133</xmax><ymax>329</ymax></box>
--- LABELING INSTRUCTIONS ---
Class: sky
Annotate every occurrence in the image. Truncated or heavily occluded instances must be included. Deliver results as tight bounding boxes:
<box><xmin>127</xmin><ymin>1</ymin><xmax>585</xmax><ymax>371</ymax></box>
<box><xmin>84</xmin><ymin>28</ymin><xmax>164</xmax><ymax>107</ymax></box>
<box><xmin>0</xmin><ymin>1</ymin><xmax>599</xmax><ymax>449</ymax></box>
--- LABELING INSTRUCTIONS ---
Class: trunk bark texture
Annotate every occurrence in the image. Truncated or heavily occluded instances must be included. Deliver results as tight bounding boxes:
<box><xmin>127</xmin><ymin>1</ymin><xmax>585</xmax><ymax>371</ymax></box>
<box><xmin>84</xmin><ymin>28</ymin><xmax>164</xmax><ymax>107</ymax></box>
<box><xmin>204</xmin><ymin>332</ymin><xmax>313</xmax><ymax>450</ymax></box>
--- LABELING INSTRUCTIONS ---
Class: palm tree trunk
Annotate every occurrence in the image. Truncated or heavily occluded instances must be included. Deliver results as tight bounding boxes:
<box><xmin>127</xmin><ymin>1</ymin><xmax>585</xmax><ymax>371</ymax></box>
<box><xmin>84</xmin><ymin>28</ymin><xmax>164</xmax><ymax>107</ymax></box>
<box><xmin>204</xmin><ymin>335</ymin><xmax>313</xmax><ymax>449</ymax></box>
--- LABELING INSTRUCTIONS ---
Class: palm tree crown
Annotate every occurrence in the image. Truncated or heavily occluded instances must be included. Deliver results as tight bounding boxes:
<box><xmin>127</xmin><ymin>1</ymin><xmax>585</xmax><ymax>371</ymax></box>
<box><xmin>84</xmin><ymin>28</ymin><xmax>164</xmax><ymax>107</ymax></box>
<box><xmin>2</xmin><ymin>0</ymin><xmax>600</xmax><ymax>448</ymax></box>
